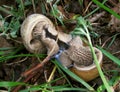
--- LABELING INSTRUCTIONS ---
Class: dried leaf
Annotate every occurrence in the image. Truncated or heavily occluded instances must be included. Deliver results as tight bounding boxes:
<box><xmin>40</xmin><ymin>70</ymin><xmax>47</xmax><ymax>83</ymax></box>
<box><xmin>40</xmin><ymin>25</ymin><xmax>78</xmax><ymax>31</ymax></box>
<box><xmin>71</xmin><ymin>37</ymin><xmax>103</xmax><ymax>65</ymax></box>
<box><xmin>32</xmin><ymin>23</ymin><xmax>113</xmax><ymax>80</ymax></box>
<box><xmin>108</xmin><ymin>3</ymin><xmax>120</xmax><ymax>32</ymax></box>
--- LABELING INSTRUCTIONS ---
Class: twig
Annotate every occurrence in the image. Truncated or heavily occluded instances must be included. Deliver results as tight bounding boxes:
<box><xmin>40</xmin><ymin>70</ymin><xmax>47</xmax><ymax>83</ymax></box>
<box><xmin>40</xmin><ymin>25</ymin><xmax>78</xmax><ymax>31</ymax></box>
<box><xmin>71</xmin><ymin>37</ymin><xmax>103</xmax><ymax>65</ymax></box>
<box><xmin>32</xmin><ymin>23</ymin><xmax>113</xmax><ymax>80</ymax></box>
<box><xmin>22</xmin><ymin>31</ymin><xmax>59</xmax><ymax>77</ymax></box>
<box><xmin>0</xmin><ymin>6</ymin><xmax>13</xmax><ymax>15</ymax></box>
<box><xmin>89</xmin><ymin>11</ymin><xmax>105</xmax><ymax>23</ymax></box>
<box><xmin>12</xmin><ymin>73</ymin><xmax>35</xmax><ymax>92</ymax></box>
<box><xmin>21</xmin><ymin>55</ymin><xmax>50</xmax><ymax>77</ymax></box>
<box><xmin>42</xmin><ymin>66</ymin><xmax>57</xmax><ymax>92</ymax></box>
<box><xmin>5</xmin><ymin>57</ymin><xmax>28</xmax><ymax>65</ymax></box>
<box><xmin>101</xmin><ymin>36</ymin><xmax>113</xmax><ymax>47</ymax></box>
<box><xmin>83</xmin><ymin>1</ymin><xmax>92</xmax><ymax>15</ymax></box>
<box><xmin>113</xmin><ymin>50</ymin><xmax>120</xmax><ymax>55</ymax></box>
<box><xmin>12</xmin><ymin>65</ymin><xmax>44</xmax><ymax>92</ymax></box>
<box><xmin>14</xmin><ymin>17</ymin><xmax>59</xmax><ymax>91</ymax></box>
<box><xmin>31</xmin><ymin>0</ymin><xmax>36</xmax><ymax>13</ymax></box>
<box><xmin>20</xmin><ymin>0</ymin><xmax>26</xmax><ymax>18</ymax></box>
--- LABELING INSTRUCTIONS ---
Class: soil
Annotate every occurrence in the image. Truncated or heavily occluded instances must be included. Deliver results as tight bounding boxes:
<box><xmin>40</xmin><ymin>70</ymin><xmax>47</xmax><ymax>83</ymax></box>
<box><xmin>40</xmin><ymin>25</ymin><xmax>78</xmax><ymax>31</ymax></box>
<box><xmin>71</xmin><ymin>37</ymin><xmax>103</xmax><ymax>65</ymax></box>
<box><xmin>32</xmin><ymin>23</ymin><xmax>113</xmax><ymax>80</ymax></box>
<box><xmin>0</xmin><ymin>0</ymin><xmax>120</xmax><ymax>92</ymax></box>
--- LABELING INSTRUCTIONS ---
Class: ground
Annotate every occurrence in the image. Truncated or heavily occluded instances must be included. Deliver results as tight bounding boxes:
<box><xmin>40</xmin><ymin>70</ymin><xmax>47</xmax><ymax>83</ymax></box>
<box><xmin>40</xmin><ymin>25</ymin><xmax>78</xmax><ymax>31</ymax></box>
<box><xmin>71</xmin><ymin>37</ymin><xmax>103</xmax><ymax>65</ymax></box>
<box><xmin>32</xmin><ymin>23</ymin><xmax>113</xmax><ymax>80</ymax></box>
<box><xmin>0</xmin><ymin>0</ymin><xmax>120</xmax><ymax>92</ymax></box>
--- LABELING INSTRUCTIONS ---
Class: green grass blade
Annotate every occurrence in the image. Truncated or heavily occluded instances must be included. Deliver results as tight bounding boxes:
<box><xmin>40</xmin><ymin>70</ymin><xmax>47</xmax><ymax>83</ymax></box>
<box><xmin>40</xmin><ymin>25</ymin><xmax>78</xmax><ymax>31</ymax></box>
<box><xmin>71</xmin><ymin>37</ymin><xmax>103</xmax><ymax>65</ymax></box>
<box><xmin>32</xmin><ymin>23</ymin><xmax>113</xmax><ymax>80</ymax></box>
<box><xmin>0</xmin><ymin>54</ymin><xmax>25</xmax><ymax>61</ymax></box>
<box><xmin>0</xmin><ymin>54</ymin><xmax>45</xmax><ymax>62</ymax></box>
<box><xmin>20</xmin><ymin>86</ymin><xmax>87</xmax><ymax>92</ymax></box>
<box><xmin>0</xmin><ymin>81</ymin><xmax>26</xmax><ymax>87</ymax></box>
<box><xmin>97</xmin><ymin>46</ymin><xmax>120</xmax><ymax>66</ymax></box>
<box><xmin>55</xmin><ymin>63</ymin><xmax>73</xmax><ymax>87</ymax></box>
<box><xmin>84</xmin><ymin>0</ymin><xmax>107</xmax><ymax>18</ymax></box>
<box><xmin>92</xmin><ymin>0</ymin><xmax>120</xmax><ymax>19</ymax></box>
<box><xmin>0</xmin><ymin>6</ymin><xmax>13</xmax><ymax>15</ymax></box>
<box><xmin>71</xmin><ymin>17</ymin><xmax>112</xmax><ymax>92</ymax></box>
<box><xmin>53</xmin><ymin>60</ymin><xmax>95</xmax><ymax>91</ymax></box>
<box><xmin>107</xmin><ymin>34</ymin><xmax>118</xmax><ymax>48</ymax></box>
<box><xmin>88</xmin><ymin>40</ymin><xmax>112</xmax><ymax>92</ymax></box>
<box><xmin>0</xmin><ymin>47</ymin><xmax>16</xmax><ymax>51</ymax></box>
<box><xmin>49</xmin><ymin>87</ymin><xmax>88</xmax><ymax>91</ymax></box>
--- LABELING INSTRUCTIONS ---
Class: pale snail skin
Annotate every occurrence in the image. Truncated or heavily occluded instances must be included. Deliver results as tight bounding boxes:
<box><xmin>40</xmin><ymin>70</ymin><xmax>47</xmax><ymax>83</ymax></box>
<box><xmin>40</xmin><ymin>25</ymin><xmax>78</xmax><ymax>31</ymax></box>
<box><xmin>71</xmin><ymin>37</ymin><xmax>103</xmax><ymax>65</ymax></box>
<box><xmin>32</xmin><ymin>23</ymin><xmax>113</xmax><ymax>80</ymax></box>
<box><xmin>21</xmin><ymin>14</ymin><xmax>72</xmax><ymax>56</ymax></box>
<box><xmin>59</xmin><ymin>36</ymin><xmax>93</xmax><ymax>68</ymax></box>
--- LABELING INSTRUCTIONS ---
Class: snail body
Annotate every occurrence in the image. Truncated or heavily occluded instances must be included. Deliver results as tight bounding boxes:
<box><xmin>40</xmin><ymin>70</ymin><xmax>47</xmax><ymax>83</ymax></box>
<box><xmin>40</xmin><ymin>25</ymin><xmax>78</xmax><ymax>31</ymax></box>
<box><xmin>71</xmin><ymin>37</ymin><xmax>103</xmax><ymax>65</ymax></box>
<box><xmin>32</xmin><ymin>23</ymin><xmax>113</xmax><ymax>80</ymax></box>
<box><xmin>59</xmin><ymin>36</ymin><xmax>93</xmax><ymax>67</ymax></box>
<box><xmin>67</xmin><ymin>36</ymin><xmax>93</xmax><ymax>67</ymax></box>
<box><xmin>59</xmin><ymin>36</ymin><xmax>103</xmax><ymax>81</ymax></box>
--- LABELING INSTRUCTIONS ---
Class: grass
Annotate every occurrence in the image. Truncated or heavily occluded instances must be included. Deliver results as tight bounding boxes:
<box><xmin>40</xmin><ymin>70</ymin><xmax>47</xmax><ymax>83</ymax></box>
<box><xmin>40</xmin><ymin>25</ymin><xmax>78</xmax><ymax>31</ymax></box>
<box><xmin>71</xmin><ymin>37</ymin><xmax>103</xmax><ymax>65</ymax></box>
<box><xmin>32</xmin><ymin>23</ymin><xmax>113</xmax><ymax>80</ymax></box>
<box><xmin>71</xmin><ymin>17</ymin><xmax>112</xmax><ymax>92</ymax></box>
<box><xmin>84</xmin><ymin>0</ymin><xmax>107</xmax><ymax>18</ymax></box>
<box><xmin>92</xmin><ymin>0</ymin><xmax>120</xmax><ymax>19</ymax></box>
<box><xmin>97</xmin><ymin>46</ymin><xmax>120</xmax><ymax>66</ymax></box>
<box><xmin>0</xmin><ymin>0</ymin><xmax>120</xmax><ymax>91</ymax></box>
<box><xmin>53</xmin><ymin>60</ymin><xmax>95</xmax><ymax>91</ymax></box>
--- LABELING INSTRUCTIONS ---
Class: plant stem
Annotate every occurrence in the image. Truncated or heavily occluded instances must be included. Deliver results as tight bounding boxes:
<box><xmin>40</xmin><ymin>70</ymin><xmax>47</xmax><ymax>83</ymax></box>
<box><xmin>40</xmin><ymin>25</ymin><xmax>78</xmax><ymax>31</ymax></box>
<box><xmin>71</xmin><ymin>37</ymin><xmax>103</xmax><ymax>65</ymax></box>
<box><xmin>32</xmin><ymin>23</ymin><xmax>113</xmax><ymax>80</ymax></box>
<box><xmin>84</xmin><ymin>0</ymin><xmax>107</xmax><ymax>18</ymax></box>
<box><xmin>92</xmin><ymin>0</ymin><xmax>120</xmax><ymax>19</ymax></box>
<box><xmin>20</xmin><ymin>0</ymin><xmax>26</xmax><ymax>18</ymax></box>
<box><xmin>42</xmin><ymin>66</ymin><xmax>57</xmax><ymax>92</ymax></box>
<box><xmin>0</xmin><ymin>6</ymin><xmax>13</xmax><ymax>15</ymax></box>
<box><xmin>31</xmin><ymin>0</ymin><xmax>36</xmax><ymax>13</ymax></box>
<box><xmin>84</xmin><ymin>27</ymin><xmax>112</xmax><ymax>92</ymax></box>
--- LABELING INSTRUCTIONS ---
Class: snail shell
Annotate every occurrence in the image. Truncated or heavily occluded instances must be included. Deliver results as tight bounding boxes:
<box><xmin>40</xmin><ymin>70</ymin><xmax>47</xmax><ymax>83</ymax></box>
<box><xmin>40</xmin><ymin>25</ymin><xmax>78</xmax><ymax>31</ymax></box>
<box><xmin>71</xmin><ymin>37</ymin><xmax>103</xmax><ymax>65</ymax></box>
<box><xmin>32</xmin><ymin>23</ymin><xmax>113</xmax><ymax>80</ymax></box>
<box><xmin>71</xmin><ymin>47</ymin><xmax>103</xmax><ymax>81</ymax></box>
<box><xmin>21</xmin><ymin>14</ymin><xmax>54</xmax><ymax>53</ymax></box>
<box><xmin>21</xmin><ymin>14</ymin><xmax>72</xmax><ymax>54</ymax></box>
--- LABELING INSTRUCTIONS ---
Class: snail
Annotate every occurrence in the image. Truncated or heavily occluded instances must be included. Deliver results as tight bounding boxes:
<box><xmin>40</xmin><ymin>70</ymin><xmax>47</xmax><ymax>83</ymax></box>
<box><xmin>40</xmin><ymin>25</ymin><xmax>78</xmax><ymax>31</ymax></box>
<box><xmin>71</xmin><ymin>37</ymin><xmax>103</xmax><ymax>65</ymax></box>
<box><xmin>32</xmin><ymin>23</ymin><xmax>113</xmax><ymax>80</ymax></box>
<box><xmin>21</xmin><ymin>14</ymin><xmax>103</xmax><ymax>82</ymax></box>
<box><xmin>57</xmin><ymin>36</ymin><xmax>103</xmax><ymax>81</ymax></box>
<box><xmin>21</xmin><ymin>14</ymin><xmax>72</xmax><ymax>56</ymax></box>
